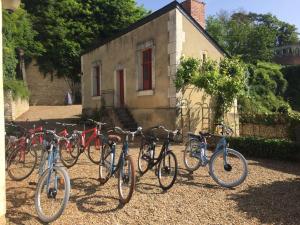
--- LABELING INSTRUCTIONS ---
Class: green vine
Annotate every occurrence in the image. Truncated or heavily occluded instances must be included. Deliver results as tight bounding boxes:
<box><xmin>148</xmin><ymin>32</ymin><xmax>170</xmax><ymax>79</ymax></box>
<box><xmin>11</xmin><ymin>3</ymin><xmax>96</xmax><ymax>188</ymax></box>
<box><xmin>175</xmin><ymin>57</ymin><xmax>247</xmax><ymax>124</ymax></box>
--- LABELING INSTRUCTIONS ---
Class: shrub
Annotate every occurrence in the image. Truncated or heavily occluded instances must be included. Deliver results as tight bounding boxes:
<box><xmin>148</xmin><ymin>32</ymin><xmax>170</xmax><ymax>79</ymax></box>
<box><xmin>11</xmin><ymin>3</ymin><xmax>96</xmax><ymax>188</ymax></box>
<box><xmin>228</xmin><ymin>136</ymin><xmax>300</xmax><ymax>161</ymax></box>
<box><xmin>4</xmin><ymin>79</ymin><xmax>29</xmax><ymax>100</ymax></box>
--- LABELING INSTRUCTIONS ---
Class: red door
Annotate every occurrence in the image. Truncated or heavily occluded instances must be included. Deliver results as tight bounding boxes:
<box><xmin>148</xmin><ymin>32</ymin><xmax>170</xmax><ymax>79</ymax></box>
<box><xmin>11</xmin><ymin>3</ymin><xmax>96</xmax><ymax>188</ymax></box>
<box><xmin>118</xmin><ymin>70</ymin><xmax>125</xmax><ymax>107</ymax></box>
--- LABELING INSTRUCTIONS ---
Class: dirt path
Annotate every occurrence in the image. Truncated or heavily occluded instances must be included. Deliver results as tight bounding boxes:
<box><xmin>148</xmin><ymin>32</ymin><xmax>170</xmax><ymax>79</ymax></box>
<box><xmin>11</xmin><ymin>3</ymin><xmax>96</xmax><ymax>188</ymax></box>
<box><xmin>16</xmin><ymin>105</ymin><xmax>82</xmax><ymax>122</ymax></box>
<box><xmin>6</xmin><ymin>145</ymin><xmax>300</xmax><ymax>225</ymax></box>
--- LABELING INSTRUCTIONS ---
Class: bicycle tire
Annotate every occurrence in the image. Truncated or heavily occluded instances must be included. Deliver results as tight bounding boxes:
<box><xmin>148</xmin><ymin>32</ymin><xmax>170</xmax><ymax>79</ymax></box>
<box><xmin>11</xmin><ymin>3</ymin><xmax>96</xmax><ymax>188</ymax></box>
<box><xmin>137</xmin><ymin>143</ymin><xmax>152</xmax><ymax>175</ymax></box>
<box><xmin>118</xmin><ymin>155</ymin><xmax>136</xmax><ymax>204</ymax></box>
<box><xmin>99</xmin><ymin>144</ymin><xmax>112</xmax><ymax>185</ymax></box>
<box><xmin>209</xmin><ymin>148</ymin><xmax>248</xmax><ymax>188</ymax></box>
<box><xmin>158</xmin><ymin>151</ymin><xmax>178</xmax><ymax>191</ymax></box>
<box><xmin>35</xmin><ymin>166</ymin><xmax>70</xmax><ymax>223</ymax></box>
<box><xmin>59</xmin><ymin>139</ymin><xmax>80</xmax><ymax>168</ymax></box>
<box><xmin>87</xmin><ymin>137</ymin><xmax>101</xmax><ymax>164</ymax></box>
<box><xmin>183</xmin><ymin>139</ymin><xmax>202</xmax><ymax>172</ymax></box>
<box><xmin>7</xmin><ymin>144</ymin><xmax>37</xmax><ymax>181</ymax></box>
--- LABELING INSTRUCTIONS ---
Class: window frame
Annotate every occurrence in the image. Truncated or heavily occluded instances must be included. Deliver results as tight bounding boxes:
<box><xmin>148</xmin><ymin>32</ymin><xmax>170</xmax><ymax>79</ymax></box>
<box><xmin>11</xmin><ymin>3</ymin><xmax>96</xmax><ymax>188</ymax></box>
<box><xmin>91</xmin><ymin>62</ymin><xmax>101</xmax><ymax>98</ymax></box>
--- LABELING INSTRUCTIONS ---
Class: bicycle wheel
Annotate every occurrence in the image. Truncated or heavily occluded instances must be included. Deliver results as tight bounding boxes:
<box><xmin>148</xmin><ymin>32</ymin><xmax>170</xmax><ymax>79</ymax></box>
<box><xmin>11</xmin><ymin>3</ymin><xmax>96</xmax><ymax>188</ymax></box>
<box><xmin>7</xmin><ymin>144</ymin><xmax>37</xmax><ymax>181</ymax></box>
<box><xmin>209</xmin><ymin>148</ymin><xmax>248</xmax><ymax>188</ymax></box>
<box><xmin>35</xmin><ymin>166</ymin><xmax>70</xmax><ymax>223</ymax></box>
<box><xmin>87</xmin><ymin>137</ymin><xmax>101</xmax><ymax>164</ymax></box>
<box><xmin>59</xmin><ymin>139</ymin><xmax>80</xmax><ymax>168</ymax></box>
<box><xmin>184</xmin><ymin>139</ymin><xmax>202</xmax><ymax>172</ymax></box>
<box><xmin>137</xmin><ymin>143</ymin><xmax>152</xmax><ymax>175</ymax></box>
<box><xmin>118</xmin><ymin>155</ymin><xmax>135</xmax><ymax>204</ymax></box>
<box><xmin>99</xmin><ymin>144</ymin><xmax>112</xmax><ymax>185</ymax></box>
<box><xmin>158</xmin><ymin>151</ymin><xmax>178</xmax><ymax>191</ymax></box>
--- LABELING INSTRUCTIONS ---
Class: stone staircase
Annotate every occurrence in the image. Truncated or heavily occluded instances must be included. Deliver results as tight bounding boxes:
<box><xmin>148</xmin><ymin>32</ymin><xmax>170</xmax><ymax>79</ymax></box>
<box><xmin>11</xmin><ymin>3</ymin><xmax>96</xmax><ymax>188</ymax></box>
<box><xmin>114</xmin><ymin>107</ymin><xmax>138</xmax><ymax>131</ymax></box>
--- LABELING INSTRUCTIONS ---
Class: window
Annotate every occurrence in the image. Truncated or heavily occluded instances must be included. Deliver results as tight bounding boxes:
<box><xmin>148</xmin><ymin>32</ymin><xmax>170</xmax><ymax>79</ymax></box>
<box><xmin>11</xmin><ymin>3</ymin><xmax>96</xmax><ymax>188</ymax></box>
<box><xmin>142</xmin><ymin>48</ymin><xmax>152</xmax><ymax>90</ymax></box>
<box><xmin>136</xmin><ymin>40</ymin><xmax>155</xmax><ymax>95</ymax></box>
<box><xmin>92</xmin><ymin>64</ymin><xmax>101</xmax><ymax>96</ymax></box>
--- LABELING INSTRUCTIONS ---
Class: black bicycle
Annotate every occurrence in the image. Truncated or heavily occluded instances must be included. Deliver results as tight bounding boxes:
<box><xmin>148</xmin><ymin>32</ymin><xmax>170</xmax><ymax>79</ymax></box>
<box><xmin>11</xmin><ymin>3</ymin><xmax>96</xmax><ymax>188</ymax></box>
<box><xmin>138</xmin><ymin>125</ymin><xmax>180</xmax><ymax>191</ymax></box>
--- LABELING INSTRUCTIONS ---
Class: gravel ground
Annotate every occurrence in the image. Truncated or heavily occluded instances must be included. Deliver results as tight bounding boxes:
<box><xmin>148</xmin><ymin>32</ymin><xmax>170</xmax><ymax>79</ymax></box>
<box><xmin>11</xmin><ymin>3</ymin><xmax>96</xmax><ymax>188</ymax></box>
<box><xmin>5</xmin><ymin>144</ymin><xmax>300</xmax><ymax>225</ymax></box>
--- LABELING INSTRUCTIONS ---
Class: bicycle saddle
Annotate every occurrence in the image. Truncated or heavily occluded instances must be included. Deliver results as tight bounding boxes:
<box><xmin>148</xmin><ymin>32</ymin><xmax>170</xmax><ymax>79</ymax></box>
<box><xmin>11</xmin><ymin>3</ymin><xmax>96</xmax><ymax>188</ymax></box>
<box><xmin>108</xmin><ymin>135</ymin><xmax>121</xmax><ymax>143</ymax></box>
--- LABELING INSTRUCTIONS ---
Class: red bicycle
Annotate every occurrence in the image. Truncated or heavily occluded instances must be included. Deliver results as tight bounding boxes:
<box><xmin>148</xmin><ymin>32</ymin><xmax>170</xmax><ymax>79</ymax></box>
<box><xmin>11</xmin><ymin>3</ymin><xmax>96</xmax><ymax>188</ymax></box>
<box><xmin>6</xmin><ymin>122</ymin><xmax>44</xmax><ymax>181</ymax></box>
<box><xmin>59</xmin><ymin>119</ymin><xmax>107</xmax><ymax>167</ymax></box>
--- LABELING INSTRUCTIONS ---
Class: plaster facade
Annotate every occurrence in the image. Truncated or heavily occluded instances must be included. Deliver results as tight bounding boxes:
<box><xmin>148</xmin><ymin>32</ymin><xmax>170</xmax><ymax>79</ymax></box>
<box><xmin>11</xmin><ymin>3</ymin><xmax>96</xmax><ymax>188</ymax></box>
<box><xmin>81</xmin><ymin>4</ymin><xmax>238</xmax><ymax>134</ymax></box>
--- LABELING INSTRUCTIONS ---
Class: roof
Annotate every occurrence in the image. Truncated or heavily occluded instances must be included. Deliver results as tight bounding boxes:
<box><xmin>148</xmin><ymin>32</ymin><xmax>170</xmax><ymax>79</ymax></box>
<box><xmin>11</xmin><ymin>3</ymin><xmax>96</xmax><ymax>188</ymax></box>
<box><xmin>81</xmin><ymin>1</ymin><xmax>229</xmax><ymax>56</ymax></box>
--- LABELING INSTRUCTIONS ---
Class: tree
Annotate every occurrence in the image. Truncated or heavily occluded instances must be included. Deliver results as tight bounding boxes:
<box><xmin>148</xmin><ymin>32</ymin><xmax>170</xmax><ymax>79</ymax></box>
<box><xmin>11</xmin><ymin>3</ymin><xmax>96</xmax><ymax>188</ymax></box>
<box><xmin>206</xmin><ymin>11</ymin><xmax>299</xmax><ymax>63</ymax></box>
<box><xmin>22</xmin><ymin>0</ymin><xmax>149</xmax><ymax>82</ymax></box>
<box><xmin>2</xmin><ymin>7</ymin><xmax>43</xmax><ymax>99</ymax></box>
<box><xmin>3</xmin><ymin>7</ymin><xmax>43</xmax><ymax>79</ymax></box>
<box><xmin>239</xmin><ymin>62</ymin><xmax>289</xmax><ymax>114</ymax></box>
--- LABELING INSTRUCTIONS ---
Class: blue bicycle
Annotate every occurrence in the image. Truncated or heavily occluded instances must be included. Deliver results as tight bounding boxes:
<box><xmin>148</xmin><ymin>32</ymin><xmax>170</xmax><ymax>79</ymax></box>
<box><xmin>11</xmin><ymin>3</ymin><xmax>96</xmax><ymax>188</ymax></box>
<box><xmin>34</xmin><ymin>129</ymin><xmax>71</xmax><ymax>223</ymax></box>
<box><xmin>184</xmin><ymin>123</ymin><xmax>248</xmax><ymax>188</ymax></box>
<box><xmin>99</xmin><ymin>126</ymin><xmax>142</xmax><ymax>204</ymax></box>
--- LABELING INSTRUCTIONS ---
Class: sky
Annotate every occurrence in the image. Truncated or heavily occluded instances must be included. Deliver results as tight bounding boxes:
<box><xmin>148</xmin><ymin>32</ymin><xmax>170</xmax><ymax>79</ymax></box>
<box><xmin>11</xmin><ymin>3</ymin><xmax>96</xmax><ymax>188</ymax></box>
<box><xmin>136</xmin><ymin>0</ymin><xmax>300</xmax><ymax>32</ymax></box>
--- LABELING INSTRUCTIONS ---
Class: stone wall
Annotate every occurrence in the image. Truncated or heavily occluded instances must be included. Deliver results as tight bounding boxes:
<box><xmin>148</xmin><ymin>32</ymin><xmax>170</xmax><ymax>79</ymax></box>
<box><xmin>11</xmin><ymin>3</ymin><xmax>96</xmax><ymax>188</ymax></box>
<box><xmin>26</xmin><ymin>60</ymin><xmax>71</xmax><ymax>106</ymax></box>
<box><xmin>4</xmin><ymin>91</ymin><xmax>29</xmax><ymax>121</ymax></box>
<box><xmin>240</xmin><ymin>123</ymin><xmax>290</xmax><ymax>139</ymax></box>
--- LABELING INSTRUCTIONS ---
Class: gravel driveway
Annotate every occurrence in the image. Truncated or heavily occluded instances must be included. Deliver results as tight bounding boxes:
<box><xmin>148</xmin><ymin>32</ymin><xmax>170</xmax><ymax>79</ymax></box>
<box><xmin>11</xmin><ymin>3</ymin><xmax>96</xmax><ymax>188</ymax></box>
<box><xmin>5</xmin><ymin>144</ymin><xmax>300</xmax><ymax>225</ymax></box>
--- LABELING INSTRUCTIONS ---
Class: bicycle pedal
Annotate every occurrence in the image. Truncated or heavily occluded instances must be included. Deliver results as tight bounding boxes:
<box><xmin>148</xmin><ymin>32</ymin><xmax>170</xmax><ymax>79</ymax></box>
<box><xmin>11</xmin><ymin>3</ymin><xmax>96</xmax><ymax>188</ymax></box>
<box><xmin>29</xmin><ymin>181</ymin><xmax>37</xmax><ymax>186</ymax></box>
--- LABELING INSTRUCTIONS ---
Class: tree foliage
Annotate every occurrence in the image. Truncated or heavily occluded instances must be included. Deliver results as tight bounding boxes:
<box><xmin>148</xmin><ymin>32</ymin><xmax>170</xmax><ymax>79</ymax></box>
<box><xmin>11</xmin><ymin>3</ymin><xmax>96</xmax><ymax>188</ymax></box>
<box><xmin>175</xmin><ymin>57</ymin><xmax>247</xmax><ymax>122</ymax></box>
<box><xmin>282</xmin><ymin>65</ymin><xmax>300</xmax><ymax>111</ymax></box>
<box><xmin>2</xmin><ymin>7</ymin><xmax>42</xmax><ymax>98</ymax></box>
<box><xmin>206</xmin><ymin>11</ymin><xmax>299</xmax><ymax>63</ymax></box>
<box><xmin>239</xmin><ymin>62</ymin><xmax>290</xmax><ymax>113</ymax></box>
<box><xmin>22</xmin><ymin>0</ymin><xmax>149</xmax><ymax>81</ymax></box>
<box><xmin>3</xmin><ymin>7</ymin><xmax>43</xmax><ymax>79</ymax></box>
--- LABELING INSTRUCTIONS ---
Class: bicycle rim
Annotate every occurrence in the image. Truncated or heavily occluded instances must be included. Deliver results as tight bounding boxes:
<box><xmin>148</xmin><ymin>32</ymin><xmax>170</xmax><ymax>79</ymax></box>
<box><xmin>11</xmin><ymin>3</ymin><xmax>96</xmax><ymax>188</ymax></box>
<box><xmin>158</xmin><ymin>151</ymin><xmax>178</xmax><ymax>191</ymax></box>
<box><xmin>7</xmin><ymin>145</ymin><xmax>37</xmax><ymax>181</ymax></box>
<box><xmin>99</xmin><ymin>145</ymin><xmax>112</xmax><ymax>184</ymax></box>
<box><xmin>209</xmin><ymin>148</ymin><xmax>248</xmax><ymax>188</ymax></box>
<box><xmin>118</xmin><ymin>155</ymin><xmax>135</xmax><ymax>204</ymax></box>
<box><xmin>138</xmin><ymin>144</ymin><xmax>151</xmax><ymax>175</ymax></box>
<box><xmin>87</xmin><ymin>138</ymin><xmax>101</xmax><ymax>164</ymax></box>
<box><xmin>184</xmin><ymin>139</ymin><xmax>202</xmax><ymax>172</ymax></box>
<box><xmin>35</xmin><ymin>167</ymin><xmax>70</xmax><ymax>223</ymax></box>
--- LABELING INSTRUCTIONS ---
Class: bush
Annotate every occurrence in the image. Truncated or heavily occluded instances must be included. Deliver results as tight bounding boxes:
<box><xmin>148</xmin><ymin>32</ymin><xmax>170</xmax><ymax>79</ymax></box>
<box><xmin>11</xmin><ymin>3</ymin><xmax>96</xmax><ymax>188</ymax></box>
<box><xmin>4</xmin><ymin>79</ymin><xmax>29</xmax><ymax>100</ymax></box>
<box><xmin>228</xmin><ymin>136</ymin><xmax>300</xmax><ymax>161</ymax></box>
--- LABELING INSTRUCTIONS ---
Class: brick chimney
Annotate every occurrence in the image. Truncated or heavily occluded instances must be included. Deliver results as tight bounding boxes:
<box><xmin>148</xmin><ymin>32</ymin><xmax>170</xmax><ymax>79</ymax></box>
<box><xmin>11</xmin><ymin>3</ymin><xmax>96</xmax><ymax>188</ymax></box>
<box><xmin>181</xmin><ymin>0</ymin><xmax>206</xmax><ymax>28</ymax></box>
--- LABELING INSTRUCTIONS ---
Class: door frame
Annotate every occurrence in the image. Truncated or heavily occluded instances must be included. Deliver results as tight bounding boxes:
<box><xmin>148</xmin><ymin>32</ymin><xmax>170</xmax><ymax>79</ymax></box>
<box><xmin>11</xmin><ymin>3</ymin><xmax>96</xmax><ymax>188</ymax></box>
<box><xmin>114</xmin><ymin>68</ymin><xmax>126</xmax><ymax>107</ymax></box>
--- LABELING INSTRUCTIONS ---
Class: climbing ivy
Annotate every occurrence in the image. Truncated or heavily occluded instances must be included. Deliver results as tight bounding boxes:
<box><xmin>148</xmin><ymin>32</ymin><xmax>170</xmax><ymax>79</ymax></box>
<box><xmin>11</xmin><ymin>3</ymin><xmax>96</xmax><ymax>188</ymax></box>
<box><xmin>175</xmin><ymin>57</ymin><xmax>247</xmax><ymax>123</ymax></box>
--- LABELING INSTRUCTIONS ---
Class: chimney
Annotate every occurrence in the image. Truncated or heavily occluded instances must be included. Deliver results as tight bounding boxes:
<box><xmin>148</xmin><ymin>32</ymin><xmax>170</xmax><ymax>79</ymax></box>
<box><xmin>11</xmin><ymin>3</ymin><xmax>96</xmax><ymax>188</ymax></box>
<box><xmin>181</xmin><ymin>0</ymin><xmax>206</xmax><ymax>28</ymax></box>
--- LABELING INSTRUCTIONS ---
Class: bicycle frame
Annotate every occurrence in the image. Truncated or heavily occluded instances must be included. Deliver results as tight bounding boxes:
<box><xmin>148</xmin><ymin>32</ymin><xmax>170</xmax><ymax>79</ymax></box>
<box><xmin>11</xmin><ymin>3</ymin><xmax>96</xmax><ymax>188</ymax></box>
<box><xmin>80</xmin><ymin>127</ymin><xmax>101</xmax><ymax>151</ymax></box>
<box><xmin>189</xmin><ymin>135</ymin><xmax>229</xmax><ymax>166</ymax></box>
<box><xmin>107</xmin><ymin>136</ymin><xmax>129</xmax><ymax>176</ymax></box>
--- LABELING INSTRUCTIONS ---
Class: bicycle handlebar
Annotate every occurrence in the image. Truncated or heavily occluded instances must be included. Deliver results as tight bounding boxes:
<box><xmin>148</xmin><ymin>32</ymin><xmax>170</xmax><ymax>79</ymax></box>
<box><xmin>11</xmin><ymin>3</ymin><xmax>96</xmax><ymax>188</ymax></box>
<box><xmin>113</xmin><ymin>126</ymin><xmax>143</xmax><ymax>141</ymax></box>
<box><xmin>56</xmin><ymin>122</ymin><xmax>77</xmax><ymax>127</ymax></box>
<box><xmin>152</xmin><ymin>125</ymin><xmax>180</xmax><ymax>136</ymax></box>
<box><xmin>215</xmin><ymin>123</ymin><xmax>234</xmax><ymax>135</ymax></box>
<box><xmin>88</xmin><ymin>119</ymin><xmax>107</xmax><ymax>127</ymax></box>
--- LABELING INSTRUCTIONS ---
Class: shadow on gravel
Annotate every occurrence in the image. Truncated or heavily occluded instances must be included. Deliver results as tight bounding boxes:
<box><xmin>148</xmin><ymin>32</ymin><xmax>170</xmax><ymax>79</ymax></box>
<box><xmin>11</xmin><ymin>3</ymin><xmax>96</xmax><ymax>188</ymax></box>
<box><xmin>6</xmin><ymin>186</ymin><xmax>40</xmax><ymax>225</ymax></box>
<box><xmin>135</xmin><ymin>181</ymin><xmax>166</xmax><ymax>195</ymax></box>
<box><xmin>70</xmin><ymin>177</ymin><xmax>124</xmax><ymax>214</ymax></box>
<box><xmin>176</xmin><ymin>168</ymin><xmax>222</xmax><ymax>190</ymax></box>
<box><xmin>229</xmin><ymin>178</ymin><xmax>300</xmax><ymax>225</ymax></box>
<box><xmin>248</xmin><ymin>158</ymin><xmax>300</xmax><ymax>176</ymax></box>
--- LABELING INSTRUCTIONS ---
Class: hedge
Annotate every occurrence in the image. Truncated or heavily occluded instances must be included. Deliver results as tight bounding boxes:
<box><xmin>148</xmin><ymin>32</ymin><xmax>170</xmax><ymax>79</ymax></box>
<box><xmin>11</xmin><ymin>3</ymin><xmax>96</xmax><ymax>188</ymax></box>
<box><xmin>228</xmin><ymin>136</ymin><xmax>300</xmax><ymax>162</ymax></box>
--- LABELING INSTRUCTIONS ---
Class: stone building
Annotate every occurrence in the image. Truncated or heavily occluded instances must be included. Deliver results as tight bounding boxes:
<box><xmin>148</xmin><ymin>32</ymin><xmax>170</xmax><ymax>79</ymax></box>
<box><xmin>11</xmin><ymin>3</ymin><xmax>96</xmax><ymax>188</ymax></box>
<box><xmin>81</xmin><ymin>0</ymin><xmax>239</xmax><ymax>134</ymax></box>
<box><xmin>274</xmin><ymin>44</ymin><xmax>300</xmax><ymax>65</ymax></box>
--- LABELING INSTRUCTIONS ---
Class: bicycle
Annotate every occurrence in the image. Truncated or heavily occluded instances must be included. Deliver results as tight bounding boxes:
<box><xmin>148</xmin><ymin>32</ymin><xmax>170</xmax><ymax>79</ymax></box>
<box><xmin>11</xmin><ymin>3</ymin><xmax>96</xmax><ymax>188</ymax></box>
<box><xmin>5</xmin><ymin>122</ymin><xmax>44</xmax><ymax>181</ymax></box>
<box><xmin>138</xmin><ymin>125</ymin><xmax>179</xmax><ymax>191</ymax></box>
<box><xmin>99</xmin><ymin>126</ymin><xmax>142</xmax><ymax>204</ymax></box>
<box><xmin>59</xmin><ymin>119</ymin><xmax>106</xmax><ymax>166</ymax></box>
<box><xmin>34</xmin><ymin>129</ymin><xmax>71</xmax><ymax>223</ymax></box>
<box><xmin>184</xmin><ymin>123</ymin><xmax>248</xmax><ymax>188</ymax></box>
<box><xmin>55</xmin><ymin>122</ymin><xmax>80</xmax><ymax>168</ymax></box>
